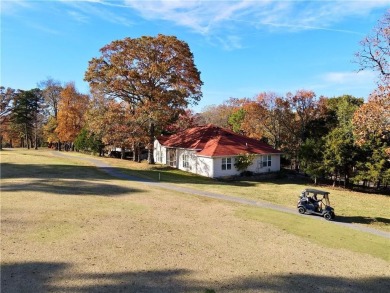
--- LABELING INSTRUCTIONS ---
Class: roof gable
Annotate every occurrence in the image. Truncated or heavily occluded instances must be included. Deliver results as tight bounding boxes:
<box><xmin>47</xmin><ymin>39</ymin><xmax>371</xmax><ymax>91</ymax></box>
<box><xmin>156</xmin><ymin>124</ymin><xmax>281</xmax><ymax>157</ymax></box>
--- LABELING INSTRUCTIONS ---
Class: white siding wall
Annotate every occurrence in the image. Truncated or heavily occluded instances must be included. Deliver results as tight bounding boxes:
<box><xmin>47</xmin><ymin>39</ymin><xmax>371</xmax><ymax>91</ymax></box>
<box><xmin>153</xmin><ymin>140</ymin><xmax>167</xmax><ymax>164</ymax></box>
<box><xmin>177</xmin><ymin>149</ymin><xmax>195</xmax><ymax>172</ymax></box>
<box><xmin>177</xmin><ymin>150</ymin><xmax>214</xmax><ymax>178</ymax></box>
<box><xmin>249</xmin><ymin>154</ymin><xmax>281</xmax><ymax>173</ymax></box>
<box><xmin>154</xmin><ymin>139</ymin><xmax>281</xmax><ymax>178</ymax></box>
<box><xmin>213</xmin><ymin>154</ymin><xmax>281</xmax><ymax>178</ymax></box>
<box><xmin>153</xmin><ymin>143</ymin><xmax>215</xmax><ymax>177</ymax></box>
<box><xmin>213</xmin><ymin>156</ymin><xmax>237</xmax><ymax>178</ymax></box>
<box><xmin>195</xmin><ymin>156</ymin><xmax>214</xmax><ymax>178</ymax></box>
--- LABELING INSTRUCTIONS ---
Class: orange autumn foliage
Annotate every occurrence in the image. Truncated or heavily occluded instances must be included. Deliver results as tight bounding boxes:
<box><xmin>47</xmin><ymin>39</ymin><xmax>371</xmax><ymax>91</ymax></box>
<box><xmin>56</xmin><ymin>82</ymin><xmax>89</xmax><ymax>143</ymax></box>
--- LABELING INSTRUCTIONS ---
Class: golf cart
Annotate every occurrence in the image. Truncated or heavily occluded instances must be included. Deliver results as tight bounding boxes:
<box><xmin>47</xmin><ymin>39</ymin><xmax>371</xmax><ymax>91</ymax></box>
<box><xmin>297</xmin><ymin>188</ymin><xmax>335</xmax><ymax>220</ymax></box>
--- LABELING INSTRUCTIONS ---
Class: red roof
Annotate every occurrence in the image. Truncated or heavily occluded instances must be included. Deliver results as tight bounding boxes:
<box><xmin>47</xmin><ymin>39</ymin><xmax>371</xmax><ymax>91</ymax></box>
<box><xmin>156</xmin><ymin>124</ymin><xmax>281</xmax><ymax>157</ymax></box>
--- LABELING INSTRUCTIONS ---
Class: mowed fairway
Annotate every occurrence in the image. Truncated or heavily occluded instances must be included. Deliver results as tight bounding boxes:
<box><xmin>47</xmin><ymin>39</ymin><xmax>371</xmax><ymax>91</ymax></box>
<box><xmin>1</xmin><ymin>149</ymin><xmax>389</xmax><ymax>292</ymax></box>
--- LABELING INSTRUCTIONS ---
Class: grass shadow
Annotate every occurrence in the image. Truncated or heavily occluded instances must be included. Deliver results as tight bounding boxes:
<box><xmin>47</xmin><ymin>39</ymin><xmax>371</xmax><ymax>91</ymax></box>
<box><xmin>1</xmin><ymin>163</ymin><xmax>145</xmax><ymax>196</ymax></box>
<box><xmin>1</xmin><ymin>163</ymin><xmax>112</xmax><ymax>180</ymax></box>
<box><xmin>335</xmin><ymin>215</ymin><xmax>390</xmax><ymax>226</ymax></box>
<box><xmin>1</xmin><ymin>261</ymin><xmax>389</xmax><ymax>293</ymax></box>
<box><xmin>128</xmin><ymin>166</ymin><xmax>314</xmax><ymax>188</ymax></box>
<box><xmin>1</xmin><ymin>262</ymin><xmax>68</xmax><ymax>293</ymax></box>
<box><xmin>1</xmin><ymin>179</ymin><xmax>143</xmax><ymax>196</ymax></box>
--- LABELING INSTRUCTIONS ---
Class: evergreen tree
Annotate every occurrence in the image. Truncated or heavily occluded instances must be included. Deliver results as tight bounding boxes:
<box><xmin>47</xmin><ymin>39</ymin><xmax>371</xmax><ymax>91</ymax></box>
<box><xmin>11</xmin><ymin>88</ymin><xmax>44</xmax><ymax>149</ymax></box>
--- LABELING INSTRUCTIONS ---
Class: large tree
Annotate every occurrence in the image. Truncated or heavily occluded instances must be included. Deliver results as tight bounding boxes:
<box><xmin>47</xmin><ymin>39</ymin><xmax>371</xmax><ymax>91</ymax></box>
<box><xmin>164</xmin><ymin>108</ymin><xmax>198</xmax><ymax>134</ymax></box>
<box><xmin>352</xmin><ymin>86</ymin><xmax>390</xmax><ymax>188</ymax></box>
<box><xmin>254</xmin><ymin>92</ymin><xmax>287</xmax><ymax>149</ymax></box>
<box><xmin>0</xmin><ymin>87</ymin><xmax>16</xmax><ymax>149</ymax></box>
<box><xmin>38</xmin><ymin>77</ymin><xmax>63</xmax><ymax>119</ymax></box>
<box><xmin>323</xmin><ymin>96</ymin><xmax>363</xmax><ymax>187</ymax></box>
<box><xmin>355</xmin><ymin>9</ymin><xmax>389</xmax><ymax>84</ymax></box>
<box><xmin>38</xmin><ymin>78</ymin><xmax>63</xmax><ymax>149</ymax></box>
<box><xmin>56</xmin><ymin>82</ymin><xmax>89</xmax><ymax>149</ymax></box>
<box><xmin>84</xmin><ymin>34</ymin><xmax>203</xmax><ymax>163</ymax></box>
<box><xmin>199</xmin><ymin>103</ymin><xmax>234</xmax><ymax>129</ymax></box>
<box><xmin>11</xmin><ymin>88</ymin><xmax>44</xmax><ymax>149</ymax></box>
<box><xmin>353</xmin><ymin>10</ymin><xmax>390</xmax><ymax>188</ymax></box>
<box><xmin>353</xmin><ymin>85</ymin><xmax>390</xmax><ymax>149</ymax></box>
<box><xmin>274</xmin><ymin>90</ymin><xmax>319</xmax><ymax>170</ymax></box>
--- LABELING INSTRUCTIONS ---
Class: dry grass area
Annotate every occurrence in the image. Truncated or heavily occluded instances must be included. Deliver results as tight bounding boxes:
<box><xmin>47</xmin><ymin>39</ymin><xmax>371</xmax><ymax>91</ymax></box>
<box><xmin>1</xmin><ymin>149</ymin><xmax>389</xmax><ymax>292</ymax></box>
<box><xmin>82</xmin><ymin>153</ymin><xmax>390</xmax><ymax>233</ymax></box>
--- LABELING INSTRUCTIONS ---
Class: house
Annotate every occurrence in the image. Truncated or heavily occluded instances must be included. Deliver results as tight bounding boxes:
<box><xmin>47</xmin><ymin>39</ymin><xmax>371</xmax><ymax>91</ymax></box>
<box><xmin>154</xmin><ymin>124</ymin><xmax>282</xmax><ymax>178</ymax></box>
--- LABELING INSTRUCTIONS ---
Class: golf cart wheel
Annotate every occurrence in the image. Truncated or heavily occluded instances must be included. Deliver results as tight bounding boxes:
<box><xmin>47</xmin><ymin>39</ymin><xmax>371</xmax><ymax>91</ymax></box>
<box><xmin>324</xmin><ymin>212</ymin><xmax>332</xmax><ymax>221</ymax></box>
<box><xmin>298</xmin><ymin>207</ymin><xmax>306</xmax><ymax>214</ymax></box>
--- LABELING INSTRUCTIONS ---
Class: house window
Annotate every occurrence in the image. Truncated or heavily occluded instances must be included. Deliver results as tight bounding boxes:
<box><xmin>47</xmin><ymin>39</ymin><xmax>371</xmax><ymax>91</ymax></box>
<box><xmin>183</xmin><ymin>154</ymin><xmax>190</xmax><ymax>168</ymax></box>
<box><xmin>261</xmin><ymin>155</ymin><xmax>272</xmax><ymax>167</ymax></box>
<box><xmin>222</xmin><ymin>158</ymin><xmax>232</xmax><ymax>170</ymax></box>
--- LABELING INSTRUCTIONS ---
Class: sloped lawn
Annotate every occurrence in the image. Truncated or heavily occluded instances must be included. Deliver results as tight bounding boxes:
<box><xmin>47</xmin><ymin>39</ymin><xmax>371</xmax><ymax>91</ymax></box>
<box><xmin>1</xmin><ymin>149</ymin><xmax>389</xmax><ymax>292</ymax></box>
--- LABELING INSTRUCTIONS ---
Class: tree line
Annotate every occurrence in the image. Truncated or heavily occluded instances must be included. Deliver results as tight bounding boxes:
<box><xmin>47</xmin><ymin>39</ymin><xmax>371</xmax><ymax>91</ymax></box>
<box><xmin>198</xmin><ymin>88</ymin><xmax>389</xmax><ymax>189</ymax></box>
<box><xmin>0</xmin><ymin>11</ymin><xmax>389</xmax><ymax>190</ymax></box>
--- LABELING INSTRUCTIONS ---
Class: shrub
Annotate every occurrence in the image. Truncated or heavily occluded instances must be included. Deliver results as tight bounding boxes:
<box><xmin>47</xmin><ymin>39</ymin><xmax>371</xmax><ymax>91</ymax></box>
<box><xmin>234</xmin><ymin>153</ymin><xmax>256</xmax><ymax>172</ymax></box>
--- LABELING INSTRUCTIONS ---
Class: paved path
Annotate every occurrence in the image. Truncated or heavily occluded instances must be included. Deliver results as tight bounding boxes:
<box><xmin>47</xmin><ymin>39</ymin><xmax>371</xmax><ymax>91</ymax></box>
<box><xmin>51</xmin><ymin>151</ymin><xmax>390</xmax><ymax>239</ymax></box>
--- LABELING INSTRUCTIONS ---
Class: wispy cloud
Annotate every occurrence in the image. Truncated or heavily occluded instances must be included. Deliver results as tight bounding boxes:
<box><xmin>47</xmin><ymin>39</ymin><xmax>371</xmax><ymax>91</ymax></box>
<box><xmin>67</xmin><ymin>10</ymin><xmax>89</xmax><ymax>23</ymax></box>
<box><xmin>123</xmin><ymin>0</ymin><xmax>389</xmax><ymax>34</ymax></box>
<box><xmin>1</xmin><ymin>0</ymin><xmax>60</xmax><ymax>34</ymax></box>
<box><xmin>1</xmin><ymin>0</ymin><xmax>33</xmax><ymax>15</ymax></box>
<box><xmin>61</xmin><ymin>0</ymin><xmax>134</xmax><ymax>26</ymax></box>
<box><xmin>120</xmin><ymin>0</ymin><xmax>389</xmax><ymax>49</ymax></box>
<box><xmin>312</xmin><ymin>70</ymin><xmax>377</xmax><ymax>98</ymax></box>
<box><xmin>215</xmin><ymin>35</ymin><xmax>243</xmax><ymax>51</ymax></box>
<box><xmin>27</xmin><ymin>21</ymin><xmax>61</xmax><ymax>35</ymax></box>
<box><xmin>4</xmin><ymin>0</ymin><xmax>389</xmax><ymax>46</ymax></box>
<box><xmin>322</xmin><ymin>70</ymin><xmax>376</xmax><ymax>85</ymax></box>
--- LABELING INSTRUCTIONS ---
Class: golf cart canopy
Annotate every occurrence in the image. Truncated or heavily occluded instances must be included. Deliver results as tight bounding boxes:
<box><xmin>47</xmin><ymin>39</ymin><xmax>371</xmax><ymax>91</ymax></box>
<box><xmin>302</xmin><ymin>188</ymin><xmax>329</xmax><ymax>196</ymax></box>
<box><xmin>301</xmin><ymin>188</ymin><xmax>331</xmax><ymax>206</ymax></box>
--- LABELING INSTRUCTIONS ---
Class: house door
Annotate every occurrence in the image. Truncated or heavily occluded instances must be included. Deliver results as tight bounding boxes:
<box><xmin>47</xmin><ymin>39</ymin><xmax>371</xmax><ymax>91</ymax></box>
<box><xmin>167</xmin><ymin>149</ymin><xmax>177</xmax><ymax>167</ymax></box>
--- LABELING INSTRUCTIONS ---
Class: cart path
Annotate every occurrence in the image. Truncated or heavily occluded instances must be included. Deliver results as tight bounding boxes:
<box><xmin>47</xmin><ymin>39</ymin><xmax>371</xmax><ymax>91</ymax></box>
<box><xmin>51</xmin><ymin>151</ymin><xmax>390</xmax><ymax>239</ymax></box>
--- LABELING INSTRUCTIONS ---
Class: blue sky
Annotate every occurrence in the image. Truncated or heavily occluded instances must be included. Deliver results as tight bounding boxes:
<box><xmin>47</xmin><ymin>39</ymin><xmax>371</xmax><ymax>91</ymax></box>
<box><xmin>2</xmin><ymin>1</ymin><xmax>389</xmax><ymax>112</ymax></box>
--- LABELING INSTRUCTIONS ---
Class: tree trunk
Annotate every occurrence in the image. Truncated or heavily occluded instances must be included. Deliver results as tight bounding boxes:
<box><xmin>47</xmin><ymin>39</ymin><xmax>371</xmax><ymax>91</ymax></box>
<box><xmin>133</xmin><ymin>143</ymin><xmax>139</xmax><ymax>162</ymax></box>
<box><xmin>34</xmin><ymin>126</ymin><xmax>38</xmax><ymax>150</ymax></box>
<box><xmin>148</xmin><ymin>121</ymin><xmax>155</xmax><ymax>164</ymax></box>
<box><xmin>121</xmin><ymin>146</ymin><xmax>125</xmax><ymax>160</ymax></box>
<box><xmin>132</xmin><ymin>142</ymin><xmax>136</xmax><ymax>161</ymax></box>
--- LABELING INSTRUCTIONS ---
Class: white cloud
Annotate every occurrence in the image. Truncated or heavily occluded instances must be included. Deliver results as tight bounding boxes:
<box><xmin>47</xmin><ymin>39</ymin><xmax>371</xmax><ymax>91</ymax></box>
<box><xmin>61</xmin><ymin>0</ymin><xmax>134</xmax><ymax>26</ymax></box>
<box><xmin>123</xmin><ymin>0</ymin><xmax>389</xmax><ymax>34</ymax></box>
<box><xmin>120</xmin><ymin>0</ymin><xmax>389</xmax><ymax>49</ymax></box>
<box><xmin>1</xmin><ymin>0</ymin><xmax>32</xmax><ymax>15</ymax></box>
<box><xmin>67</xmin><ymin>10</ymin><xmax>89</xmax><ymax>23</ymax></box>
<box><xmin>322</xmin><ymin>70</ymin><xmax>376</xmax><ymax>85</ymax></box>
<box><xmin>307</xmin><ymin>70</ymin><xmax>377</xmax><ymax>98</ymax></box>
<box><xmin>216</xmin><ymin>35</ymin><xmax>243</xmax><ymax>50</ymax></box>
<box><xmin>5</xmin><ymin>0</ymin><xmax>388</xmax><ymax>48</ymax></box>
